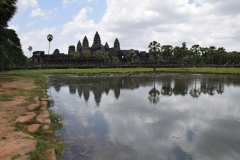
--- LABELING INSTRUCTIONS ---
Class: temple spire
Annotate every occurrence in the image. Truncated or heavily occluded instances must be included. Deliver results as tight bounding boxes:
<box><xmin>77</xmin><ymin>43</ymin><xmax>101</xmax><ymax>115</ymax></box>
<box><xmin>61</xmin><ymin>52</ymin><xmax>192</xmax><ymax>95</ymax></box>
<box><xmin>105</xmin><ymin>42</ymin><xmax>109</xmax><ymax>49</ymax></box>
<box><xmin>77</xmin><ymin>40</ymin><xmax>82</xmax><ymax>53</ymax></box>
<box><xmin>114</xmin><ymin>38</ymin><xmax>120</xmax><ymax>50</ymax></box>
<box><xmin>91</xmin><ymin>31</ymin><xmax>102</xmax><ymax>48</ymax></box>
<box><xmin>83</xmin><ymin>36</ymin><xmax>89</xmax><ymax>48</ymax></box>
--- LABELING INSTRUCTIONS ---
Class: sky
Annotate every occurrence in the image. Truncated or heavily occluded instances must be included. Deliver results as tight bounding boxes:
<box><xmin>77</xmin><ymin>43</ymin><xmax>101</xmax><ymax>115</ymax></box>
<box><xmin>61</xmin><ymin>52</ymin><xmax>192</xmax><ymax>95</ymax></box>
<box><xmin>8</xmin><ymin>0</ymin><xmax>240</xmax><ymax>58</ymax></box>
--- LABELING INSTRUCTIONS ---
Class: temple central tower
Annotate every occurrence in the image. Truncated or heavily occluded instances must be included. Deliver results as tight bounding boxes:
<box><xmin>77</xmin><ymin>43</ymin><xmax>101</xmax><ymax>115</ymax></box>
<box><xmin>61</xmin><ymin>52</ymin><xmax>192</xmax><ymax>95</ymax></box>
<box><xmin>91</xmin><ymin>31</ymin><xmax>102</xmax><ymax>49</ymax></box>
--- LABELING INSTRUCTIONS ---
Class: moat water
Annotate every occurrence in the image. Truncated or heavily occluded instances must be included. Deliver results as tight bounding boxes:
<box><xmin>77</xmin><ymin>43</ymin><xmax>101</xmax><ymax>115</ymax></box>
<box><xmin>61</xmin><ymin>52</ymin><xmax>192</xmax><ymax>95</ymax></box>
<box><xmin>47</xmin><ymin>73</ymin><xmax>240</xmax><ymax>160</ymax></box>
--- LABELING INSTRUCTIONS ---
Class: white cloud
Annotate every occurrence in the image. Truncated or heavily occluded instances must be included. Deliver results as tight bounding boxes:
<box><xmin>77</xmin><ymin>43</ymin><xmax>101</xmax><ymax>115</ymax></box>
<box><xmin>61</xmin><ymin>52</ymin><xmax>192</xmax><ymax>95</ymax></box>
<box><xmin>60</xmin><ymin>7</ymin><xmax>95</xmax><ymax>38</ymax></box>
<box><xmin>26</xmin><ymin>21</ymin><xmax>36</xmax><ymax>27</ymax></box>
<box><xmin>63</xmin><ymin>0</ymin><xmax>96</xmax><ymax>5</ymax></box>
<box><xmin>30</xmin><ymin>8</ymin><xmax>58</xmax><ymax>20</ymax></box>
<box><xmin>16</xmin><ymin>0</ymin><xmax>38</xmax><ymax>13</ymax></box>
<box><xmin>20</xmin><ymin>27</ymin><xmax>57</xmax><ymax>57</ymax></box>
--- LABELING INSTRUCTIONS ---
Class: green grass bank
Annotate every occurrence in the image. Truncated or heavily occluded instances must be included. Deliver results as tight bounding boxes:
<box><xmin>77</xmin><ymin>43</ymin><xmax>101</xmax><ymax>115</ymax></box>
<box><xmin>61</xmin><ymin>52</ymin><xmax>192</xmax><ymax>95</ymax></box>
<box><xmin>1</xmin><ymin>67</ymin><xmax>240</xmax><ymax>76</ymax></box>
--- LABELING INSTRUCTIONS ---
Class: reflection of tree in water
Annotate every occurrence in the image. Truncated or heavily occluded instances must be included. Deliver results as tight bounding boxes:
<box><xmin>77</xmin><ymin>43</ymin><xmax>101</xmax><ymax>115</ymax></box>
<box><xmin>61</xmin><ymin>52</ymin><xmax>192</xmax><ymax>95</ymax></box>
<box><xmin>53</xmin><ymin>82</ymin><xmax>61</xmax><ymax>92</ymax></box>
<box><xmin>190</xmin><ymin>78</ymin><xmax>200</xmax><ymax>98</ymax></box>
<box><xmin>148</xmin><ymin>74</ymin><xmax>160</xmax><ymax>104</ymax></box>
<box><xmin>47</xmin><ymin>74</ymin><xmax>240</xmax><ymax>106</ymax></box>
<box><xmin>161</xmin><ymin>78</ymin><xmax>173</xmax><ymax>96</ymax></box>
<box><xmin>173</xmin><ymin>78</ymin><xmax>188</xmax><ymax>96</ymax></box>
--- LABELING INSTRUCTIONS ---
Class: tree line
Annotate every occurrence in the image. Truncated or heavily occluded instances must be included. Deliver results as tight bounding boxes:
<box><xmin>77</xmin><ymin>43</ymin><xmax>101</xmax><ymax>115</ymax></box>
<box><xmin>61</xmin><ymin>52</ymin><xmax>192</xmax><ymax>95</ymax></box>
<box><xmin>148</xmin><ymin>41</ymin><xmax>240</xmax><ymax>66</ymax></box>
<box><xmin>0</xmin><ymin>0</ymin><xmax>27</xmax><ymax>70</ymax></box>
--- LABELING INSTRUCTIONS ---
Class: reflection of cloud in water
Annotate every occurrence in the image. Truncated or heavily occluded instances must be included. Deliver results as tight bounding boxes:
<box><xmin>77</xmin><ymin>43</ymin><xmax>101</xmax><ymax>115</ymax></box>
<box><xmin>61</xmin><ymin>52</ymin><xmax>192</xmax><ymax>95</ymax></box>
<box><xmin>48</xmin><ymin>74</ymin><xmax>240</xmax><ymax>160</ymax></box>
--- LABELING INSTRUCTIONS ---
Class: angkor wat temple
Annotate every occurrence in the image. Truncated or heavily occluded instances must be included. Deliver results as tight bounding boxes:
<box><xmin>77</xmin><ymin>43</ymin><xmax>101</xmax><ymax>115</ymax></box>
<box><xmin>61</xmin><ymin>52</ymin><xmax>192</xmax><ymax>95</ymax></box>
<box><xmin>31</xmin><ymin>31</ymin><xmax>144</xmax><ymax>66</ymax></box>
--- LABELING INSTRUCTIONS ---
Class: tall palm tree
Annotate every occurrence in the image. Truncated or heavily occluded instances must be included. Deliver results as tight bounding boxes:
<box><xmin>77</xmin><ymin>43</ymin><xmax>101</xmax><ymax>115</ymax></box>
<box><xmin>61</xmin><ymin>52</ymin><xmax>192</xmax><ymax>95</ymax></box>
<box><xmin>217</xmin><ymin>47</ymin><xmax>226</xmax><ymax>65</ymax></box>
<box><xmin>209</xmin><ymin>46</ymin><xmax>216</xmax><ymax>65</ymax></box>
<box><xmin>191</xmin><ymin>44</ymin><xmax>200</xmax><ymax>65</ymax></box>
<box><xmin>148</xmin><ymin>41</ymin><xmax>160</xmax><ymax>71</ymax></box>
<box><xmin>200</xmin><ymin>47</ymin><xmax>208</xmax><ymax>64</ymax></box>
<box><xmin>28</xmin><ymin>46</ymin><xmax>32</xmax><ymax>58</ymax></box>
<box><xmin>47</xmin><ymin>34</ymin><xmax>53</xmax><ymax>65</ymax></box>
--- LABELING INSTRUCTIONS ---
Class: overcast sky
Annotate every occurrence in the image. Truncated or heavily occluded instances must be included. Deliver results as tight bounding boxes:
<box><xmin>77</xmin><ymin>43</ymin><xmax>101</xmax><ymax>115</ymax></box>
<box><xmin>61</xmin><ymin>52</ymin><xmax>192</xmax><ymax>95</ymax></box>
<box><xmin>8</xmin><ymin>0</ymin><xmax>240</xmax><ymax>57</ymax></box>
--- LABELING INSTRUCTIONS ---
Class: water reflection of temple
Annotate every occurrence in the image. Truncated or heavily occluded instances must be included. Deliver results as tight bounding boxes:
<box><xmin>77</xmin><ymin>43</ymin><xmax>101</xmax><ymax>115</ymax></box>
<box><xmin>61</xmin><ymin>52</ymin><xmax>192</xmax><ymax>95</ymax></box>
<box><xmin>49</xmin><ymin>74</ymin><xmax>239</xmax><ymax>105</ymax></box>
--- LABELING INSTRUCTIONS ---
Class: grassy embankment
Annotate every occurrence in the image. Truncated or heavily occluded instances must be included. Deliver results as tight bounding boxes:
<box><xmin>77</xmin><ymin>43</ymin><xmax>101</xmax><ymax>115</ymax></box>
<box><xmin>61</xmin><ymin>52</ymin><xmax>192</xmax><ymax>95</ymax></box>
<box><xmin>2</xmin><ymin>67</ymin><xmax>240</xmax><ymax>76</ymax></box>
<box><xmin>0</xmin><ymin>67</ymin><xmax>239</xmax><ymax>159</ymax></box>
<box><xmin>0</xmin><ymin>71</ymin><xmax>63</xmax><ymax>160</ymax></box>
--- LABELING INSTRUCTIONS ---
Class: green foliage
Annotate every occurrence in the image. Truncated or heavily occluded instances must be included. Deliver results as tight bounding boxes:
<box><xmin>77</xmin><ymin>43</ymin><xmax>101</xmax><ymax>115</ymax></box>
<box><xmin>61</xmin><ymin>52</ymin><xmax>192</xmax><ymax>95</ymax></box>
<box><xmin>124</xmin><ymin>50</ymin><xmax>131</xmax><ymax>62</ymax></box>
<box><xmin>0</xmin><ymin>94</ymin><xmax>14</xmax><ymax>101</ymax></box>
<box><xmin>73</xmin><ymin>51</ymin><xmax>80</xmax><ymax>59</ymax></box>
<box><xmin>11</xmin><ymin>154</ymin><xmax>21</xmax><ymax>160</ymax></box>
<box><xmin>0</xmin><ymin>27</ymin><xmax>27</xmax><ymax>67</ymax></box>
<box><xmin>112</xmin><ymin>56</ymin><xmax>119</xmax><ymax>64</ymax></box>
<box><xmin>0</xmin><ymin>0</ymin><xmax>17</xmax><ymax>27</ymax></box>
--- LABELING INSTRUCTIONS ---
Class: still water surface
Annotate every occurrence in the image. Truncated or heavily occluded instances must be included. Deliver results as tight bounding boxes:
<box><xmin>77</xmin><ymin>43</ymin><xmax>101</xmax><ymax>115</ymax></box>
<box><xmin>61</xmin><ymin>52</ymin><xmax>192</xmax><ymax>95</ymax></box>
<box><xmin>47</xmin><ymin>74</ymin><xmax>240</xmax><ymax>160</ymax></box>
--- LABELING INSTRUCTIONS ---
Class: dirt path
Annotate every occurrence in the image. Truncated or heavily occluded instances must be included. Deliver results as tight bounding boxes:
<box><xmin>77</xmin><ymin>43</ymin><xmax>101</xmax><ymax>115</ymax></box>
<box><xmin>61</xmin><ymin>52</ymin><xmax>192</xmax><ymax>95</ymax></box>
<box><xmin>0</xmin><ymin>75</ymin><xmax>46</xmax><ymax>160</ymax></box>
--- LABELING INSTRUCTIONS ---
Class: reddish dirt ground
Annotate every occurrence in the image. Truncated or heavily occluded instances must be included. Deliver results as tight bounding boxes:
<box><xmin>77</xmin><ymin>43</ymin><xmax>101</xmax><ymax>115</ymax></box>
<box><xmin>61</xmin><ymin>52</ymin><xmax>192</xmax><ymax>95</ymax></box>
<box><xmin>0</xmin><ymin>75</ymin><xmax>37</xmax><ymax>159</ymax></box>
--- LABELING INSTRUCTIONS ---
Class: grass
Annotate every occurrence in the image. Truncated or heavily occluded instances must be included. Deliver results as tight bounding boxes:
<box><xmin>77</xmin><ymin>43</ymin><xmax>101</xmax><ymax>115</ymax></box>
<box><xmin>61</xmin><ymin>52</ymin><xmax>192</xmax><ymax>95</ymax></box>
<box><xmin>1</xmin><ymin>68</ymin><xmax>240</xmax><ymax>77</ymax></box>
<box><xmin>11</xmin><ymin>154</ymin><xmax>21</xmax><ymax>160</ymax></box>
<box><xmin>2</xmin><ymin>136</ymin><xmax>7</xmax><ymax>140</ymax></box>
<box><xmin>0</xmin><ymin>94</ymin><xmax>14</xmax><ymax>101</ymax></box>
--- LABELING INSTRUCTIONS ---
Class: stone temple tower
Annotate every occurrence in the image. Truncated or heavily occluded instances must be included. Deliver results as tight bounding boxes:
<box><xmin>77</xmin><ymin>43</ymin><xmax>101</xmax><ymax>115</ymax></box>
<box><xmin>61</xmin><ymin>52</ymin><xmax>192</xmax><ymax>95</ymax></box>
<box><xmin>77</xmin><ymin>40</ymin><xmax>82</xmax><ymax>53</ymax></box>
<box><xmin>68</xmin><ymin>45</ymin><xmax>75</xmax><ymax>55</ymax></box>
<box><xmin>114</xmin><ymin>38</ymin><xmax>120</xmax><ymax>50</ymax></box>
<box><xmin>91</xmin><ymin>31</ymin><xmax>101</xmax><ymax>48</ymax></box>
<box><xmin>83</xmin><ymin>36</ymin><xmax>89</xmax><ymax>48</ymax></box>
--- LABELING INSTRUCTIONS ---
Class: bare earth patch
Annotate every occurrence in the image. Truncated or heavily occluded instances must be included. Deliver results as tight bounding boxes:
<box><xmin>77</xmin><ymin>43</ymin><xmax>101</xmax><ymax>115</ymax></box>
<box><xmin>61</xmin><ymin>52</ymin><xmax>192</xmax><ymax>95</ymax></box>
<box><xmin>0</xmin><ymin>75</ymin><xmax>37</xmax><ymax>159</ymax></box>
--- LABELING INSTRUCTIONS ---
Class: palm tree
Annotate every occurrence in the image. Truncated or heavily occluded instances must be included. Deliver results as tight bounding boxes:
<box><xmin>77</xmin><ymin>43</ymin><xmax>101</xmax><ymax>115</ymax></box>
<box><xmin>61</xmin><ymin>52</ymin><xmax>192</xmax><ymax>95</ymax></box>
<box><xmin>148</xmin><ymin>41</ymin><xmax>160</xmax><ymax>71</ymax></box>
<box><xmin>200</xmin><ymin>47</ymin><xmax>208</xmax><ymax>65</ymax></box>
<box><xmin>209</xmin><ymin>46</ymin><xmax>216</xmax><ymax>65</ymax></box>
<box><xmin>28</xmin><ymin>46</ymin><xmax>32</xmax><ymax>63</ymax></box>
<box><xmin>217</xmin><ymin>47</ymin><xmax>226</xmax><ymax>65</ymax></box>
<box><xmin>84</xmin><ymin>50</ymin><xmax>91</xmax><ymax>65</ymax></box>
<box><xmin>191</xmin><ymin>44</ymin><xmax>200</xmax><ymax>65</ymax></box>
<box><xmin>47</xmin><ymin>34</ymin><xmax>53</xmax><ymax>65</ymax></box>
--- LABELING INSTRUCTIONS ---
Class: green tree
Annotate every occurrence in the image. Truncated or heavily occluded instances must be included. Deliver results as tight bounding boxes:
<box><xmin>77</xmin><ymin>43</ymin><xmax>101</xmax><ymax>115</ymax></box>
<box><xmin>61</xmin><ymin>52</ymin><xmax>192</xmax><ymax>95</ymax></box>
<box><xmin>209</xmin><ymin>46</ymin><xmax>216</xmax><ymax>65</ymax></box>
<box><xmin>0</xmin><ymin>0</ymin><xmax>27</xmax><ymax>69</ymax></box>
<box><xmin>102</xmin><ymin>50</ymin><xmax>109</xmax><ymax>66</ymax></box>
<box><xmin>148</xmin><ymin>41</ymin><xmax>160</xmax><ymax>71</ymax></box>
<box><xmin>0</xmin><ymin>0</ymin><xmax>17</xmax><ymax>27</ymax></box>
<box><xmin>73</xmin><ymin>51</ymin><xmax>80</xmax><ymax>66</ymax></box>
<box><xmin>124</xmin><ymin>50</ymin><xmax>132</xmax><ymax>64</ymax></box>
<box><xmin>217</xmin><ymin>47</ymin><xmax>226</xmax><ymax>65</ymax></box>
<box><xmin>95</xmin><ymin>49</ymin><xmax>102</xmax><ymax>66</ymax></box>
<box><xmin>191</xmin><ymin>44</ymin><xmax>200</xmax><ymax>65</ymax></box>
<box><xmin>200</xmin><ymin>47</ymin><xmax>208</xmax><ymax>64</ymax></box>
<box><xmin>84</xmin><ymin>50</ymin><xmax>91</xmax><ymax>65</ymax></box>
<box><xmin>112</xmin><ymin>56</ymin><xmax>119</xmax><ymax>66</ymax></box>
